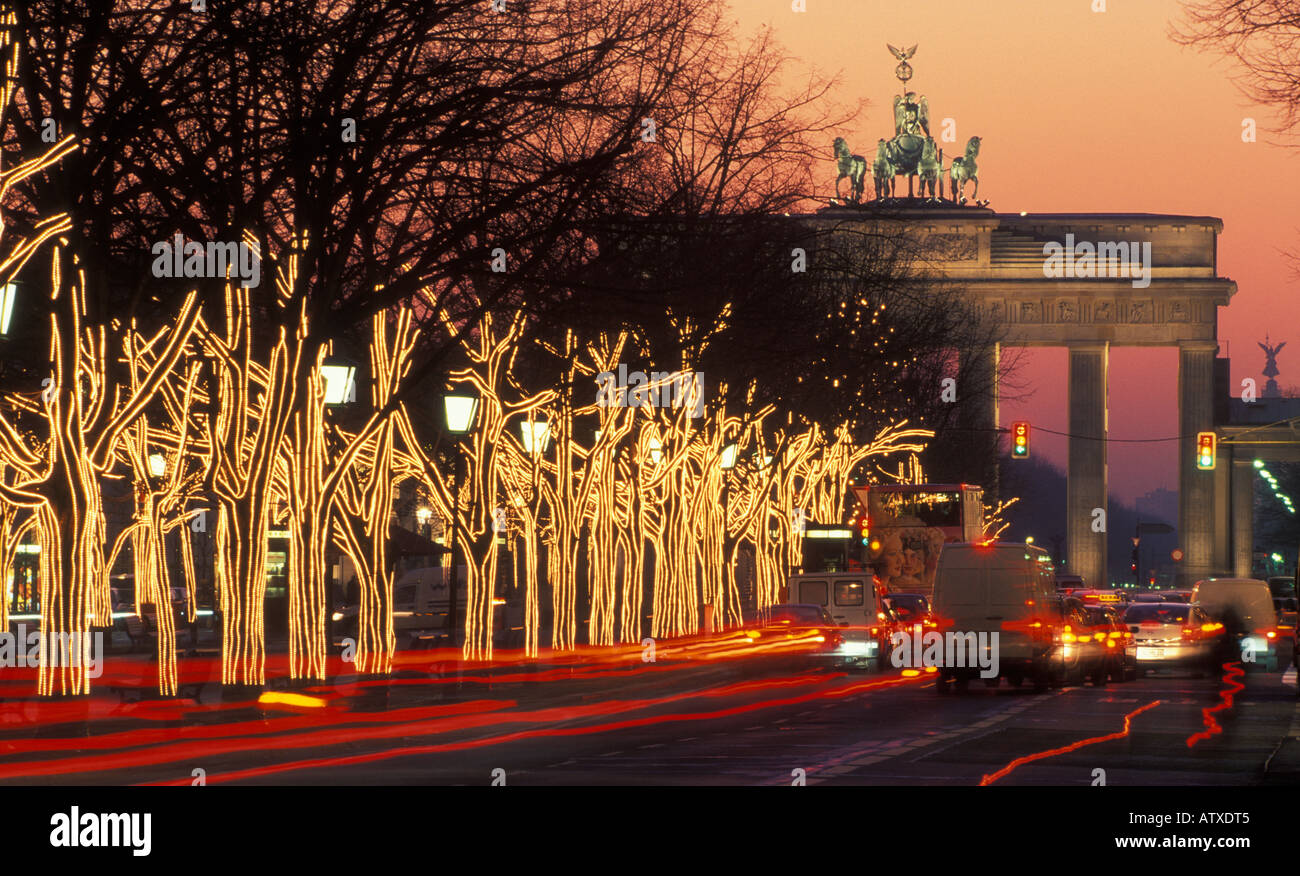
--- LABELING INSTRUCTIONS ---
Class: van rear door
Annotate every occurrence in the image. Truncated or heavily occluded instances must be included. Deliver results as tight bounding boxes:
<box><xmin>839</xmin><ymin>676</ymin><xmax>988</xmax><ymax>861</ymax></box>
<box><xmin>792</xmin><ymin>578</ymin><xmax>829</xmax><ymax>611</ymax></box>
<box><xmin>829</xmin><ymin>577</ymin><xmax>870</xmax><ymax>629</ymax></box>
<box><xmin>984</xmin><ymin>562</ymin><xmax>1028</xmax><ymax>632</ymax></box>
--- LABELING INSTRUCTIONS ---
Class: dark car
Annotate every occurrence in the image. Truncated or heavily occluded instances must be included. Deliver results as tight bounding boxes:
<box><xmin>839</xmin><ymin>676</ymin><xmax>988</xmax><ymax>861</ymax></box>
<box><xmin>885</xmin><ymin>592</ymin><xmax>934</xmax><ymax>628</ymax></box>
<box><xmin>1059</xmin><ymin>598</ymin><xmax>1110</xmax><ymax>686</ymax></box>
<box><xmin>742</xmin><ymin>604</ymin><xmax>846</xmax><ymax>666</ymax></box>
<box><xmin>1267</xmin><ymin>577</ymin><xmax>1296</xmax><ymax>599</ymax></box>
<box><xmin>1083</xmin><ymin>604</ymin><xmax>1136</xmax><ymax>682</ymax></box>
<box><xmin>1274</xmin><ymin>597</ymin><xmax>1298</xmax><ymax>633</ymax></box>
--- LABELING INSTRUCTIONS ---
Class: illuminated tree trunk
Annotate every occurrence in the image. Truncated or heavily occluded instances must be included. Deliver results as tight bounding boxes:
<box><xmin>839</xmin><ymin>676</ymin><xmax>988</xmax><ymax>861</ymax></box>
<box><xmin>38</xmin><ymin>265</ymin><xmax>109</xmax><ymax>697</ymax></box>
<box><xmin>134</xmin><ymin>490</ymin><xmax>177</xmax><ymax>695</ymax></box>
<box><xmin>204</xmin><ymin>274</ymin><xmax>305</xmax><ymax>687</ymax></box>
<box><xmin>286</xmin><ymin>368</ymin><xmax>329</xmax><ymax>681</ymax></box>
<box><xmin>587</xmin><ymin>463</ymin><xmax>619</xmax><ymax>646</ymax></box>
<box><xmin>215</xmin><ymin>495</ymin><xmax>271</xmax><ymax>686</ymax></box>
<box><xmin>462</xmin><ymin>528</ymin><xmax>500</xmax><ymax>660</ymax></box>
<box><xmin>523</xmin><ymin>524</ymin><xmax>541</xmax><ymax>656</ymax></box>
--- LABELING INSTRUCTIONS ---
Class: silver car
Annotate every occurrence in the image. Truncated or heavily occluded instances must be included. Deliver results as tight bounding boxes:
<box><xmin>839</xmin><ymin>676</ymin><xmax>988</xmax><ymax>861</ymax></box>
<box><xmin>1122</xmin><ymin>602</ymin><xmax>1223</xmax><ymax>676</ymax></box>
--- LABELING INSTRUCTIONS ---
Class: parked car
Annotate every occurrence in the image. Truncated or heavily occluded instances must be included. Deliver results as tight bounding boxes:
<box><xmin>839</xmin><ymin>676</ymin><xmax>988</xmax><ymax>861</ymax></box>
<box><xmin>1122</xmin><ymin>601</ymin><xmax>1223</xmax><ymax>676</ymax></box>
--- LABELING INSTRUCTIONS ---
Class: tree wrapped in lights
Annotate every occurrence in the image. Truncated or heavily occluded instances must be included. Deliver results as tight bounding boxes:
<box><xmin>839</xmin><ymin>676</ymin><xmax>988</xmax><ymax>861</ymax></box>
<box><xmin>420</xmin><ymin>306</ymin><xmax>557</xmax><ymax>660</ymax></box>
<box><xmin>322</xmin><ymin>308</ymin><xmax>420</xmax><ymax>675</ymax></box>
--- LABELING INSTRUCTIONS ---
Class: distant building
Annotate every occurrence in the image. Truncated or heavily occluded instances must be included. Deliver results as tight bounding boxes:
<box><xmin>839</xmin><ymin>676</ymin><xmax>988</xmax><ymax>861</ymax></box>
<box><xmin>1135</xmin><ymin>488</ymin><xmax>1177</xmax><ymax>527</ymax></box>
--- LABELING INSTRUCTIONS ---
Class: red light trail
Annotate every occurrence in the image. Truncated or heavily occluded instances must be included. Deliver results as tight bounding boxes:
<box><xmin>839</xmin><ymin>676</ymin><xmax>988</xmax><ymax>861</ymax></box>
<box><xmin>979</xmin><ymin>700</ymin><xmax>1162</xmax><ymax>786</ymax></box>
<box><xmin>1185</xmin><ymin>661</ymin><xmax>1245</xmax><ymax>748</ymax></box>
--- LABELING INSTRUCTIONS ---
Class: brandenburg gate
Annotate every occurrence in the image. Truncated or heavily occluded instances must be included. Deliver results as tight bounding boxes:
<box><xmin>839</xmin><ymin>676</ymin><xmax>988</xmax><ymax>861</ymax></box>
<box><xmin>816</xmin><ymin>45</ymin><xmax>1236</xmax><ymax>587</ymax></box>
<box><xmin>815</xmin><ymin>205</ymin><xmax>1236</xmax><ymax>587</ymax></box>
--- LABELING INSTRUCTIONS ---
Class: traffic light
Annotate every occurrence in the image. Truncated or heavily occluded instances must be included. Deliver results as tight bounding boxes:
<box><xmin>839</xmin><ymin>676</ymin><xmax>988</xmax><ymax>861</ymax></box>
<box><xmin>1195</xmin><ymin>431</ymin><xmax>1216</xmax><ymax>470</ymax></box>
<box><xmin>1011</xmin><ymin>421</ymin><xmax>1030</xmax><ymax>459</ymax></box>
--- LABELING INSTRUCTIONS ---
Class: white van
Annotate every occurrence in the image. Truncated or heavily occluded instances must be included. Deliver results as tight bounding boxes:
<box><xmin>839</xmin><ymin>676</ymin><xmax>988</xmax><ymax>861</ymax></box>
<box><xmin>931</xmin><ymin>542</ymin><xmax>1062</xmax><ymax>689</ymax></box>
<box><xmin>784</xmin><ymin>572</ymin><xmax>889</xmax><ymax>669</ymax></box>
<box><xmin>1190</xmin><ymin>577</ymin><xmax>1280</xmax><ymax>671</ymax></box>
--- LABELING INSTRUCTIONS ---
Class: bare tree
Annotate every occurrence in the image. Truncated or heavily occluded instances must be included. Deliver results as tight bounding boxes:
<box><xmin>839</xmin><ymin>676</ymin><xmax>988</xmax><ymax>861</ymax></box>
<box><xmin>1174</xmin><ymin>1</ymin><xmax>1300</xmax><ymax>138</ymax></box>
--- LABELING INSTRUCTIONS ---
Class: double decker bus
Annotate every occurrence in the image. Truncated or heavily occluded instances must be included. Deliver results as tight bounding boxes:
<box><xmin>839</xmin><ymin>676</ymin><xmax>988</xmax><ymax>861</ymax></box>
<box><xmin>847</xmin><ymin>483</ymin><xmax>984</xmax><ymax>597</ymax></box>
<box><xmin>796</xmin><ymin>484</ymin><xmax>983</xmax><ymax>596</ymax></box>
<box><xmin>784</xmin><ymin>484</ymin><xmax>984</xmax><ymax>668</ymax></box>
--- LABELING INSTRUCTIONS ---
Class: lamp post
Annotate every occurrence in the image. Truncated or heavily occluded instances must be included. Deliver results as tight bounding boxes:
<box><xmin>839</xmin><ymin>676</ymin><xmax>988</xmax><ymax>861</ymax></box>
<box><xmin>320</xmin><ymin>358</ymin><xmax>357</xmax><ymax>405</ymax></box>
<box><xmin>0</xmin><ymin>282</ymin><xmax>18</xmax><ymax>337</ymax></box>
<box><xmin>520</xmin><ymin>419</ymin><xmax>552</xmax><ymax>456</ymax></box>
<box><xmin>711</xmin><ymin>443</ymin><xmax>738</xmax><ymax>633</ymax></box>
<box><xmin>443</xmin><ymin>393</ymin><xmax>479</xmax><ymax>648</ymax></box>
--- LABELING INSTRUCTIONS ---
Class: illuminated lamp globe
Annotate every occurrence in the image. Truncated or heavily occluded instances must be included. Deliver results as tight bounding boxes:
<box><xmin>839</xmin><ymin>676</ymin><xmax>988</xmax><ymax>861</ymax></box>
<box><xmin>443</xmin><ymin>393</ymin><xmax>479</xmax><ymax>435</ymax></box>
<box><xmin>520</xmin><ymin>420</ymin><xmax>551</xmax><ymax>455</ymax></box>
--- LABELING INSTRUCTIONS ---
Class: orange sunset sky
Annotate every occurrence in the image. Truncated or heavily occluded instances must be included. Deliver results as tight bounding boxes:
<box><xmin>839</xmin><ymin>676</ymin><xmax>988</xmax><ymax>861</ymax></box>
<box><xmin>733</xmin><ymin>0</ymin><xmax>1299</xmax><ymax>508</ymax></box>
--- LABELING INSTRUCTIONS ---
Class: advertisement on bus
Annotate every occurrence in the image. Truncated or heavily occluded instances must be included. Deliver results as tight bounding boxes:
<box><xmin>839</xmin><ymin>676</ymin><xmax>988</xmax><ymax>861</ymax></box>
<box><xmin>849</xmin><ymin>484</ymin><xmax>984</xmax><ymax>597</ymax></box>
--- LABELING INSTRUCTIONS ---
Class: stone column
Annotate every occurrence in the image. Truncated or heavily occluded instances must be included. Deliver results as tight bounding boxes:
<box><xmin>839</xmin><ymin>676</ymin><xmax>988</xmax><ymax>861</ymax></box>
<box><xmin>1232</xmin><ymin>458</ymin><xmax>1254</xmax><ymax>578</ymax></box>
<box><xmin>1067</xmin><ymin>342</ymin><xmax>1108</xmax><ymax>587</ymax></box>
<box><xmin>959</xmin><ymin>342</ymin><xmax>1000</xmax><ymax>498</ymax></box>
<box><xmin>1178</xmin><ymin>341</ymin><xmax>1218</xmax><ymax>585</ymax></box>
<box><xmin>1212</xmin><ymin>449</ymin><xmax>1230</xmax><ymax>572</ymax></box>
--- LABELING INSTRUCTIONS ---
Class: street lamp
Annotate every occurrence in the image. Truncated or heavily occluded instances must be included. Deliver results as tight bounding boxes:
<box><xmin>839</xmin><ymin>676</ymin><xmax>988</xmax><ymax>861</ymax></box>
<box><xmin>444</xmin><ymin>394</ymin><xmax>479</xmax><ymax>435</ymax></box>
<box><xmin>0</xmin><ymin>282</ymin><xmax>17</xmax><ymax>336</ymax></box>
<box><xmin>321</xmin><ymin>358</ymin><xmax>356</xmax><ymax>405</ymax></box>
<box><xmin>148</xmin><ymin>453</ymin><xmax>167</xmax><ymax>478</ymax></box>
<box><xmin>647</xmin><ymin>436</ymin><xmax>662</xmax><ymax>464</ymax></box>
<box><xmin>442</xmin><ymin>392</ymin><xmax>480</xmax><ymax>648</ymax></box>
<box><xmin>520</xmin><ymin>420</ymin><xmax>551</xmax><ymax>455</ymax></box>
<box><xmin>711</xmin><ymin>442</ymin><xmax>740</xmax><ymax>631</ymax></box>
<box><xmin>718</xmin><ymin>443</ymin><xmax>738</xmax><ymax>471</ymax></box>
